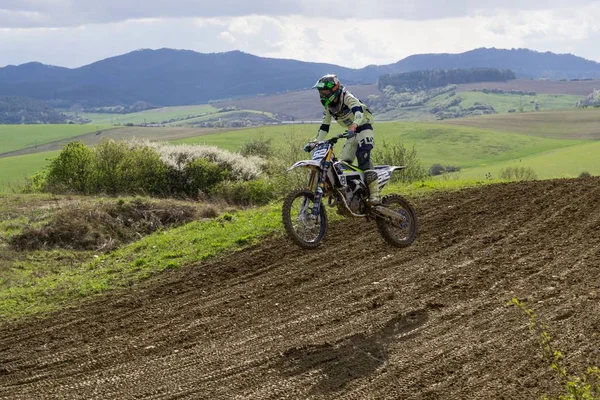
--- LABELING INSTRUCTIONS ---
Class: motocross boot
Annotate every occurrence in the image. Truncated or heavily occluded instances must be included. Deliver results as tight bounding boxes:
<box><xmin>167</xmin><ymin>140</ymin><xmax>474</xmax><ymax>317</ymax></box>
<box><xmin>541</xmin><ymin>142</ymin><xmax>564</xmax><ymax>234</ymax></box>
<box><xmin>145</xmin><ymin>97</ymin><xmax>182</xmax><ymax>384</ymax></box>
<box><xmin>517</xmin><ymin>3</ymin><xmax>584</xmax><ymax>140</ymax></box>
<box><xmin>365</xmin><ymin>170</ymin><xmax>381</xmax><ymax>205</ymax></box>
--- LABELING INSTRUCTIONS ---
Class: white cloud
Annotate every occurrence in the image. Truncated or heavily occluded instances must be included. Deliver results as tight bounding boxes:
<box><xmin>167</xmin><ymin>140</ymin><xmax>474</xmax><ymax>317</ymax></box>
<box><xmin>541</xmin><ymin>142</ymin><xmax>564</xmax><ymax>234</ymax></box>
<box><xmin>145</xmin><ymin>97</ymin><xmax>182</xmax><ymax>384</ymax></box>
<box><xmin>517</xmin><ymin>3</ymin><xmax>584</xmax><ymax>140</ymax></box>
<box><xmin>1</xmin><ymin>3</ymin><xmax>600</xmax><ymax>69</ymax></box>
<box><xmin>1</xmin><ymin>0</ymin><xmax>597</xmax><ymax>28</ymax></box>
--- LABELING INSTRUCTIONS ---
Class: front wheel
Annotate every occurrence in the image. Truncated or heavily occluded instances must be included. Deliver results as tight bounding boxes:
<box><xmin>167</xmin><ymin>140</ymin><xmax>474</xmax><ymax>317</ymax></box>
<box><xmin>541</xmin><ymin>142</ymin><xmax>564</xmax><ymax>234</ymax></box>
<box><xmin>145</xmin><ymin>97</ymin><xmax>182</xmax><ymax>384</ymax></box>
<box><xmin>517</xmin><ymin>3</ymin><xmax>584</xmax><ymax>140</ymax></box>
<box><xmin>375</xmin><ymin>194</ymin><xmax>418</xmax><ymax>247</ymax></box>
<box><xmin>282</xmin><ymin>189</ymin><xmax>328</xmax><ymax>249</ymax></box>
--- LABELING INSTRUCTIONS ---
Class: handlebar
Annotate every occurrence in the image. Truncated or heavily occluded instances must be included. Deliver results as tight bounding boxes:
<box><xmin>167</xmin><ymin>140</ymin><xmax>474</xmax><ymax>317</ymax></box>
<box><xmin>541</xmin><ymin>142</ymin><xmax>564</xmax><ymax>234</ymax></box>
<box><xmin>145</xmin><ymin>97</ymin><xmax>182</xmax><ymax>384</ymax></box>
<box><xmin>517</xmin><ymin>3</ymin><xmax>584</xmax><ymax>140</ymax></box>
<box><xmin>326</xmin><ymin>130</ymin><xmax>352</xmax><ymax>144</ymax></box>
<box><xmin>305</xmin><ymin>131</ymin><xmax>352</xmax><ymax>152</ymax></box>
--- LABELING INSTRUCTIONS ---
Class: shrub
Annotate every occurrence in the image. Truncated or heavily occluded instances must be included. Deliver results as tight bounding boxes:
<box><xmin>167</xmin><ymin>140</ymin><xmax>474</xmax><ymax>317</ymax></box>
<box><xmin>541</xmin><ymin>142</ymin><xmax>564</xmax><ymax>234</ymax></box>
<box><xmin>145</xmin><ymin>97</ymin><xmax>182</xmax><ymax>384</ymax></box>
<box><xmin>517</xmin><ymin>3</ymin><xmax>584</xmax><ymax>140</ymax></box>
<box><xmin>267</xmin><ymin>131</ymin><xmax>314</xmax><ymax>194</ymax></box>
<box><xmin>92</xmin><ymin>139</ymin><xmax>130</xmax><ymax>195</ymax></box>
<box><xmin>45</xmin><ymin>141</ymin><xmax>95</xmax><ymax>194</ymax></box>
<box><xmin>579</xmin><ymin>171</ymin><xmax>592</xmax><ymax>178</ymax></box>
<box><xmin>212</xmin><ymin>179</ymin><xmax>276</xmax><ymax>206</ymax></box>
<box><xmin>372</xmin><ymin>140</ymin><xmax>428</xmax><ymax>183</ymax></box>
<box><xmin>499</xmin><ymin>166</ymin><xmax>538</xmax><ymax>181</ymax></box>
<box><xmin>183</xmin><ymin>158</ymin><xmax>228</xmax><ymax>197</ymax></box>
<box><xmin>124</xmin><ymin>145</ymin><xmax>169</xmax><ymax>195</ymax></box>
<box><xmin>149</xmin><ymin>142</ymin><xmax>267</xmax><ymax>182</ymax></box>
<box><xmin>23</xmin><ymin>170</ymin><xmax>49</xmax><ymax>193</ymax></box>
<box><xmin>429</xmin><ymin>163</ymin><xmax>445</xmax><ymax>176</ymax></box>
<box><xmin>239</xmin><ymin>134</ymin><xmax>274</xmax><ymax>159</ymax></box>
<box><xmin>38</xmin><ymin>139</ymin><xmax>267</xmax><ymax>199</ymax></box>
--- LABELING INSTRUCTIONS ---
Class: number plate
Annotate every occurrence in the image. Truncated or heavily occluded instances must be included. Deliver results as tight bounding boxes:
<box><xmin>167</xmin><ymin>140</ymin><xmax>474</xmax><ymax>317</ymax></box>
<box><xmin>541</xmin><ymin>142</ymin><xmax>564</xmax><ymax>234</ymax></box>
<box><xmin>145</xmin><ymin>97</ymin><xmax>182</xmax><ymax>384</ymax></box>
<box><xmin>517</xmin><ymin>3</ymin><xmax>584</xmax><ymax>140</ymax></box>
<box><xmin>312</xmin><ymin>145</ymin><xmax>329</xmax><ymax>161</ymax></box>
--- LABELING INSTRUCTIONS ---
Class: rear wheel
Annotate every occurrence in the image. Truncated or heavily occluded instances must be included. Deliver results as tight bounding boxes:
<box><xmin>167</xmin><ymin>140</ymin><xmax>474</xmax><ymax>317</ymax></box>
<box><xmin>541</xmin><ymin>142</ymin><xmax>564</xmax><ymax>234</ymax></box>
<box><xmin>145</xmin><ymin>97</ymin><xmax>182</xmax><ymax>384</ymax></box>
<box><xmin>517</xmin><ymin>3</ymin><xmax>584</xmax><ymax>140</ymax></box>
<box><xmin>375</xmin><ymin>194</ymin><xmax>418</xmax><ymax>247</ymax></box>
<box><xmin>282</xmin><ymin>189</ymin><xmax>327</xmax><ymax>249</ymax></box>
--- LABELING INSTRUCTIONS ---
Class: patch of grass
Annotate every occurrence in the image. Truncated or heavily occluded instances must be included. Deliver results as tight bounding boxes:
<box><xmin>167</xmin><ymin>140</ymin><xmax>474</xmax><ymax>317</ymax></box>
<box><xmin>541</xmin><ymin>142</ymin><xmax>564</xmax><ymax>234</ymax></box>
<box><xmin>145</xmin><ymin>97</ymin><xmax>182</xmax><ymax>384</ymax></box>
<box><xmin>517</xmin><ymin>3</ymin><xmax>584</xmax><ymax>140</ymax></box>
<box><xmin>441</xmin><ymin>108</ymin><xmax>600</xmax><ymax>140</ymax></box>
<box><xmin>458</xmin><ymin>141</ymin><xmax>600</xmax><ymax>181</ymax></box>
<box><xmin>0</xmin><ymin>151</ymin><xmax>59</xmax><ymax>193</ymax></box>
<box><xmin>0</xmin><ymin>202</ymin><xmax>281</xmax><ymax>321</ymax></box>
<box><xmin>0</xmin><ymin>125</ymin><xmax>112</xmax><ymax>154</ymax></box>
<box><xmin>452</xmin><ymin>91</ymin><xmax>582</xmax><ymax>114</ymax></box>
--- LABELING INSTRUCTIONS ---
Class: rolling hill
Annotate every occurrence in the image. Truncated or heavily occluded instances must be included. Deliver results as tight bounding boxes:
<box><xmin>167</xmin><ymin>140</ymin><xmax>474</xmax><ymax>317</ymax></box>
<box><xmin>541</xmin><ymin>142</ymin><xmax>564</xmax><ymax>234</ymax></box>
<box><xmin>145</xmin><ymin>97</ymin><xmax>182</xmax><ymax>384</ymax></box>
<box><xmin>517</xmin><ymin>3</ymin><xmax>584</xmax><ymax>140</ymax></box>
<box><xmin>2</xmin><ymin>48</ymin><xmax>600</xmax><ymax>107</ymax></box>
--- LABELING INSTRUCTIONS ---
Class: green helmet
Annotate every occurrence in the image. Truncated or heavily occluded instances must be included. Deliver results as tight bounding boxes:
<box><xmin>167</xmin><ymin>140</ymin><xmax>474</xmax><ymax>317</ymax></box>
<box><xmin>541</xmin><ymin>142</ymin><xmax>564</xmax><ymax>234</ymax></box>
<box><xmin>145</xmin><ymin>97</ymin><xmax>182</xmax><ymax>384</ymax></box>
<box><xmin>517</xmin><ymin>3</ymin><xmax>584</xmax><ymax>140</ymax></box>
<box><xmin>312</xmin><ymin>74</ymin><xmax>343</xmax><ymax>107</ymax></box>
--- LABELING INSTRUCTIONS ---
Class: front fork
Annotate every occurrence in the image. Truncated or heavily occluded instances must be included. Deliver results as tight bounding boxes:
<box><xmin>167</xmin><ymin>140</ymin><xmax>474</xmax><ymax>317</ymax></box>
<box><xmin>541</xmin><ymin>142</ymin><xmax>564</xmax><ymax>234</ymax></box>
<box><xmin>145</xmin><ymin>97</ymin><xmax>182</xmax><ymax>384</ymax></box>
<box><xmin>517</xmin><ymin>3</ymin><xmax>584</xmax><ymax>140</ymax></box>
<box><xmin>306</xmin><ymin>164</ymin><xmax>330</xmax><ymax>218</ymax></box>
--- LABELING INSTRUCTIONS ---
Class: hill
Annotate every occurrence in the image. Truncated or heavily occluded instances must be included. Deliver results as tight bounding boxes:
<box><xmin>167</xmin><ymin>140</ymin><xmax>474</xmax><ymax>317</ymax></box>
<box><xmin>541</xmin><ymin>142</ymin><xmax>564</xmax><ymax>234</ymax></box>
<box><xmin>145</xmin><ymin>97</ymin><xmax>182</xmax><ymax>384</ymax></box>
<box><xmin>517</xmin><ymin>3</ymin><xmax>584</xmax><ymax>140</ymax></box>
<box><xmin>215</xmin><ymin>80</ymin><xmax>594</xmax><ymax>122</ymax></box>
<box><xmin>2</xmin><ymin>48</ymin><xmax>600</xmax><ymax>107</ymax></box>
<box><xmin>391</xmin><ymin>48</ymin><xmax>600</xmax><ymax>79</ymax></box>
<box><xmin>1</xmin><ymin>177</ymin><xmax>599</xmax><ymax>398</ymax></box>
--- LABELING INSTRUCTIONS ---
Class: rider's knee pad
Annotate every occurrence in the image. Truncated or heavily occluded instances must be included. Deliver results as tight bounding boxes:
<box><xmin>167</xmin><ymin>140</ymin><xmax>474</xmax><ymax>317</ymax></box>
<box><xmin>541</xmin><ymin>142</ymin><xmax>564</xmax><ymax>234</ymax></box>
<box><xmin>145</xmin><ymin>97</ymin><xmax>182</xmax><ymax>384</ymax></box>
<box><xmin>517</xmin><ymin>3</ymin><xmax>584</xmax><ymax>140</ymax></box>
<box><xmin>364</xmin><ymin>169</ymin><xmax>378</xmax><ymax>184</ymax></box>
<box><xmin>356</xmin><ymin>143</ymin><xmax>373</xmax><ymax>171</ymax></box>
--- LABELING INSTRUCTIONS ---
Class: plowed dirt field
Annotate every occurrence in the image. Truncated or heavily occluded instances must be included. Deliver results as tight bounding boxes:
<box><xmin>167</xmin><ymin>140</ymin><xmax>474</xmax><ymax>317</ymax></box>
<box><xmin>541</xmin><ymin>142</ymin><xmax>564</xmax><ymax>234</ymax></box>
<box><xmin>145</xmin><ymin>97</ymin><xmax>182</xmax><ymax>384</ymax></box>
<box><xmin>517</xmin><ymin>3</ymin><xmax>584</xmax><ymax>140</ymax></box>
<box><xmin>1</xmin><ymin>178</ymin><xmax>600</xmax><ymax>399</ymax></box>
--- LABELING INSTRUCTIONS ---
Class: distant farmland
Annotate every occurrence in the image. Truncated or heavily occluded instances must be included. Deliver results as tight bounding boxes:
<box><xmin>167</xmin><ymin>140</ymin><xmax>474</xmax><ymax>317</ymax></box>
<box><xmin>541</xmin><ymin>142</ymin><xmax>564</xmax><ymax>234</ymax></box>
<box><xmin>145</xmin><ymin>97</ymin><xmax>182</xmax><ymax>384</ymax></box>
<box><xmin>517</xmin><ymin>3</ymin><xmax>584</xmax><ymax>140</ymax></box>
<box><xmin>440</xmin><ymin>108</ymin><xmax>600</xmax><ymax>139</ymax></box>
<box><xmin>456</xmin><ymin>79</ymin><xmax>600</xmax><ymax>96</ymax></box>
<box><xmin>215</xmin><ymin>80</ymin><xmax>594</xmax><ymax>122</ymax></box>
<box><xmin>0</xmin><ymin>124</ymin><xmax>113</xmax><ymax>155</ymax></box>
<box><xmin>214</xmin><ymin>85</ymin><xmax>381</xmax><ymax>121</ymax></box>
<box><xmin>0</xmin><ymin>126</ymin><xmax>235</xmax><ymax>159</ymax></box>
<box><xmin>67</xmin><ymin>105</ymin><xmax>218</xmax><ymax>125</ymax></box>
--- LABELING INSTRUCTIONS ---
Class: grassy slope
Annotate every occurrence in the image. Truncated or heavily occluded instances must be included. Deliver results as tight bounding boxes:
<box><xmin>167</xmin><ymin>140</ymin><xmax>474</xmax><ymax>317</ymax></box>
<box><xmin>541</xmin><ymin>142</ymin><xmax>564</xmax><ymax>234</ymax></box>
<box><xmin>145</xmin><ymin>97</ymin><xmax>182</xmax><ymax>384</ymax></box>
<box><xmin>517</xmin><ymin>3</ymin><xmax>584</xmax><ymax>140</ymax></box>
<box><xmin>68</xmin><ymin>105</ymin><xmax>217</xmax><ymax>125</ymax></box>
<box><xmin>454</xmin><ymin>92</ymin><xmax>582</xmax><ymax>113</ymax></box>
<box><xmin>440</xmin><ymin>108</ymin><xmax>600</xmax><ymax>139</ymax></box>
<box><xmin>0</xmin><ymin>151</ymin><xmax>59</xmax><ymax>192</ymax></box>
<box><xmin>459</xmin><ymin>141</ymin><xmax>600</xmax><ymax>180</ymax></box>
<box><xmin>0</xmin><ymin>113</ymin><xmax>594</xmax><ymax>192</ymax></box>
<box><xmin>0</xmin><ymin>124</ymin><xmax>112</xmax><ymax>154</ymax></box>
<box><xmin>455</xmin><ymin>79</ymin><xmax>600</xmax><ymax>96</ymax></box>
<box><xmin>174</xmin><ymin>122</ymin><xmax>585</xmax><ymax>169</ymax></box>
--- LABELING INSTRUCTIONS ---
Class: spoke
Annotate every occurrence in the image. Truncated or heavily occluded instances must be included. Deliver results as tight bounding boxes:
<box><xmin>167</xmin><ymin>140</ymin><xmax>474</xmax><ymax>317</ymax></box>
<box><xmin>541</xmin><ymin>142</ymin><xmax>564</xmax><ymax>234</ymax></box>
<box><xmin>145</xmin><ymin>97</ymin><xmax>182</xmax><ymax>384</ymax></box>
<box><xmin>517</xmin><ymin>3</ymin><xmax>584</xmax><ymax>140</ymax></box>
<box><xmin>290</xmin><ymin>195</ymin><xmax>322</xmax><ymax>243</ymax></box>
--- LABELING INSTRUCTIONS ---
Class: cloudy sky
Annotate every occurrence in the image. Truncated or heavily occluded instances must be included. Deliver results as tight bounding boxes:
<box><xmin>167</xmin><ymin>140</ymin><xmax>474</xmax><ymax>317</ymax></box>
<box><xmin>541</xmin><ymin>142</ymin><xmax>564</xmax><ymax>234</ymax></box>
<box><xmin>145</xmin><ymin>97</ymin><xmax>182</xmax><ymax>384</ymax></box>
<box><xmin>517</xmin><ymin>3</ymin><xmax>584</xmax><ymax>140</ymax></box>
<box><xmin>1</xmin><ymin>0</ymin><xmax>600</xmax><ymax>69</ymax></box>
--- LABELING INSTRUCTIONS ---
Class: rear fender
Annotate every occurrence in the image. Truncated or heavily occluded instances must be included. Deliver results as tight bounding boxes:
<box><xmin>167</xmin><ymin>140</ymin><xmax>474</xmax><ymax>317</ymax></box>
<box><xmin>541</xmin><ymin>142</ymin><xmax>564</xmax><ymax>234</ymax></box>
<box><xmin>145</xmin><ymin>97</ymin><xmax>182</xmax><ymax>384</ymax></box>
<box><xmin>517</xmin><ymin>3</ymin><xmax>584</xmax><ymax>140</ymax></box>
<box><xmin>374</xmin><ymin>165</ymin><xmax>407</xmax><ymax>188</ymax></box>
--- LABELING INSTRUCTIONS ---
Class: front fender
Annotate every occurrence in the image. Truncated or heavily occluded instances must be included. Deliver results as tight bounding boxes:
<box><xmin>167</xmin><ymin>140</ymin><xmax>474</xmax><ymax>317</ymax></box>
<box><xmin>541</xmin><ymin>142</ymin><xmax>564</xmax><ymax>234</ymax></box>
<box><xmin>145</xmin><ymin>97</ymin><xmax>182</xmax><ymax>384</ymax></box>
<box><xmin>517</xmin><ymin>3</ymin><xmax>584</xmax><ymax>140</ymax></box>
<box><xmin>287</xmin><ymin>160</ymin><xmax>321</xmax><ymax>171</ymax></box>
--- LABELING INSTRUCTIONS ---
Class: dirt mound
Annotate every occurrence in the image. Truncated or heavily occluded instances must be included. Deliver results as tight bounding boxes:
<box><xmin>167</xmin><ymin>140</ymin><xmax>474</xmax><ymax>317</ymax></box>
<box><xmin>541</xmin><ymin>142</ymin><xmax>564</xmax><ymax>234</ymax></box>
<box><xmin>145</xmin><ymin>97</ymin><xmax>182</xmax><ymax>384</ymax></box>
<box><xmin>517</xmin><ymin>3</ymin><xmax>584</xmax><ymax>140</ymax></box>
<box><xmin>10</xmin><ymin>199</ymin><xmax>209</xmax><ymax>251</ymax></box>
<box><xmin>1</xmin><ymin>177</ymin><xmax>600</xmax><ymax>399</ymax></box>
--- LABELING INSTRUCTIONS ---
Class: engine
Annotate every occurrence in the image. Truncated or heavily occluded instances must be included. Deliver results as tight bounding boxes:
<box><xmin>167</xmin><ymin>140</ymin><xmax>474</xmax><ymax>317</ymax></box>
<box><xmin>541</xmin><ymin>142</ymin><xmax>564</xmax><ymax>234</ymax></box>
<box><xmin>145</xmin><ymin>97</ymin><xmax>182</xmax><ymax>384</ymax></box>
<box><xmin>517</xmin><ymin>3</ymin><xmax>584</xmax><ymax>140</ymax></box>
<box><xmin>345</xmin><ymin>179</ymin><xmax>367</xmax><ymax>213</ymax></box>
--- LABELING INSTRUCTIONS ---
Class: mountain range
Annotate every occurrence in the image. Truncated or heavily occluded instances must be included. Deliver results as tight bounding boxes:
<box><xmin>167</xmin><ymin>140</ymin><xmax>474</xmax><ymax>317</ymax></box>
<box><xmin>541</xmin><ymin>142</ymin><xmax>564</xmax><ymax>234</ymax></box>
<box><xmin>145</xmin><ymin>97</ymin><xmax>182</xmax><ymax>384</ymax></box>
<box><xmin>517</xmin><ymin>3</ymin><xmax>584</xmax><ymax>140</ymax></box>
<box><xmin>1</xmin><ymin>47</ymin><xmax>600</xmax><ymax>107</ymax></box>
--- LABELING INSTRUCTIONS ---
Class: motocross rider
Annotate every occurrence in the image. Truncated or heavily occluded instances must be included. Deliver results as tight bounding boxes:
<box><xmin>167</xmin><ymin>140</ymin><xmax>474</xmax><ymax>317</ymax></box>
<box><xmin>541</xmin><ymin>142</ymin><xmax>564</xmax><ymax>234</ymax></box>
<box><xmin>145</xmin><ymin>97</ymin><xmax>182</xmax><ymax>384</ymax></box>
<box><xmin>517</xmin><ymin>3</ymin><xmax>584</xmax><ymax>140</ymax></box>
<box><xmin>306</xmin><ymin>74</ymin><xmax>380</xmax><ymax>204</ymax></box>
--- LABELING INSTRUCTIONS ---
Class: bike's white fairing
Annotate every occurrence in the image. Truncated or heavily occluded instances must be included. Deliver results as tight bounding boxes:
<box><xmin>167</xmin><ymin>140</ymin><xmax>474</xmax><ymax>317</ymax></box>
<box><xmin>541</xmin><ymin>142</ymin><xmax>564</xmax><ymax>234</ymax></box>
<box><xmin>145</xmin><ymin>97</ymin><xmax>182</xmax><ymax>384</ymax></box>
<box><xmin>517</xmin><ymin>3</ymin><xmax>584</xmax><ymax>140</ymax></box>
<box><xmin>288</xmin><ymin>160</ymin><xmax>321</xmax><ymax>171</ymax></box>
<box><xmin>374</xmin><ymin>165</ymin><xmax>407</xmax><ymax>187</ymax></box>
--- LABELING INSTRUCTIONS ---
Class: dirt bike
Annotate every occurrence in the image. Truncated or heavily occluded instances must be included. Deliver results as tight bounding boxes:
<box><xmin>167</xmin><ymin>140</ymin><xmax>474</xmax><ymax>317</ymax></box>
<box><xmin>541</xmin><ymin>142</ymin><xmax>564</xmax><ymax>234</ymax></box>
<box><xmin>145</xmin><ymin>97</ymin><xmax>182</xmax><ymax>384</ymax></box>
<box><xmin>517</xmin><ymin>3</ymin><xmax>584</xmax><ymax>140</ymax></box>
<box><xmin>282</xmin><ymin>131</ymin><xmax>418</xmax><ymax>249</ymax></box>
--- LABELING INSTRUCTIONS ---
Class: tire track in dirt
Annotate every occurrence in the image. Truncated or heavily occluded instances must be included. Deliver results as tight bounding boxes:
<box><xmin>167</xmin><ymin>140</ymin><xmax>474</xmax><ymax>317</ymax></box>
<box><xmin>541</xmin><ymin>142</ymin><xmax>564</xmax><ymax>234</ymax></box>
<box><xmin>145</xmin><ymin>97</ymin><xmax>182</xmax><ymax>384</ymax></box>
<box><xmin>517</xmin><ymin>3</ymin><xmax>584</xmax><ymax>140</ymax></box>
<box><xmin>1</xmin><ymin>178</ymin><xmax>600</xmax><ymax>399</ymax></box>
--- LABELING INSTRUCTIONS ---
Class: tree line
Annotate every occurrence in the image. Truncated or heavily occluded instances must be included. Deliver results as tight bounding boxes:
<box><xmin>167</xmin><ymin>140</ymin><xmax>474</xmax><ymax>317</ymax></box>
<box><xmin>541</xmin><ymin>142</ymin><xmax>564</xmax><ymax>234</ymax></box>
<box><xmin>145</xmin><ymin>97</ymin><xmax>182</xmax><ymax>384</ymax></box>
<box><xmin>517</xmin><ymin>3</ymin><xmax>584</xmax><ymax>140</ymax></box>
<box><xmin>378</xmin><ymin>68</ymin><xmax>516</xmax><ymax>91</ymax></box>
<box><xmin>0</xmin><ymin>96</ymin><xmax>67</xmax><ymax>124</ymax></box>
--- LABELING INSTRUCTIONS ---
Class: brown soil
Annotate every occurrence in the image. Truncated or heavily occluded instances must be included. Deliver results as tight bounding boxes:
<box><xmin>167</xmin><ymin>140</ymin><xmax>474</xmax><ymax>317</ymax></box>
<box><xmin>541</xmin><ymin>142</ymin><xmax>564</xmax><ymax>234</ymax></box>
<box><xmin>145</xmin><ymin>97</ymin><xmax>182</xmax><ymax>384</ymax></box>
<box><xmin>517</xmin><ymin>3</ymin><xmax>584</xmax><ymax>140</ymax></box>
<box><xmin>1</xmin><ymin>178</ymin><xmax>600</xmax><ymax>399</ymax></box>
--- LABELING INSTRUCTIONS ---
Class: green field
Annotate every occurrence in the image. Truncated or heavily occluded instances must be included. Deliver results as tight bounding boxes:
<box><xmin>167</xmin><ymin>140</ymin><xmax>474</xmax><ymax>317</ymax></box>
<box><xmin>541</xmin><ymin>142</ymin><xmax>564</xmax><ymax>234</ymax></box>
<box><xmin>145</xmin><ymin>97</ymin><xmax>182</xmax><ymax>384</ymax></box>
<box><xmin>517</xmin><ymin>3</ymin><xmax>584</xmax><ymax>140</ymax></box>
<box><xmin>174</xmin><ymin>122</ymin><xmax>586</xmax><ymax>169</ymax></box>
<box><xmin>0</xmin><ymin>151</ymin><xmax>58</xmax><ymax>192</ymax></box>
<box><xmin>459</xmin><ymin>141</ymin><xmax>600</xmax><ymax>180</ymax></box>
<box><xmin>68</xmin><ymin>105</ymin><xmax>218</xmax><ymax>125</ymax></box>
<box><xmin>1</xmin><ymin>109</ymin><xmax>598</xmax><ymax>192</ymax></box>
<box><xmin>452</xmin><ymin>91</ymin><xmax>583</xmax><ymax>114</ymax></box>
<box><xmin>441</xmin><ymin>108</ymin><xmax>600</xmax><ymax>139</ymax></box>
<box><xmin>0</xmin><ymin>124</ymin><xmax>112</xmax><ymax>154</ymax></box>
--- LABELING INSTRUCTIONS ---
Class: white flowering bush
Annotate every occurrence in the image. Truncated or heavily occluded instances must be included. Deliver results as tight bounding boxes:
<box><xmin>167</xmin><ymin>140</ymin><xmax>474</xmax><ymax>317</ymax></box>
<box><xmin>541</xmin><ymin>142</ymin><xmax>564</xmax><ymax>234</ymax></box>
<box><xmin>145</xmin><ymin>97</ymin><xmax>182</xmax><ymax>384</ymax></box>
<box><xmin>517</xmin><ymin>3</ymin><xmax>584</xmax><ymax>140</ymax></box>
<box><xmin>38</xmin><ymin>138</ymin><xmax>271</xmax><ymax>200</ymax></box>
